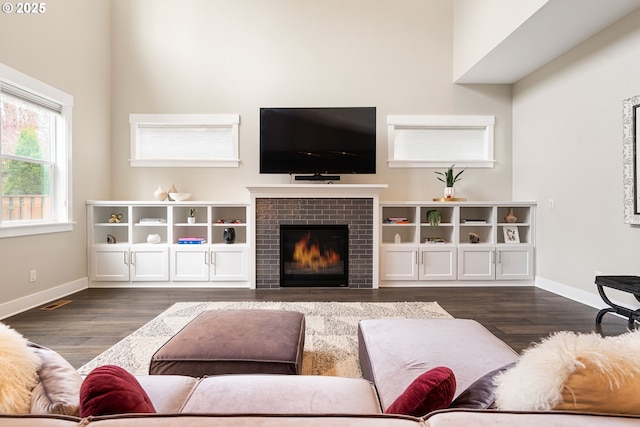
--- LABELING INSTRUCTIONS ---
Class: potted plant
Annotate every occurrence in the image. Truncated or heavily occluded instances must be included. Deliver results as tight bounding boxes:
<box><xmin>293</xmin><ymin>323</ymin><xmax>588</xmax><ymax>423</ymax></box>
<box><xmin>426</xmin><ymin>209</ymin><xmax>441</xmax><ymax>228</ymax></box>
<box><xmin>435</xmin><ymin>164</ymin><xmax>465</xmax><ymax>198</ymax></box>
<box><xmin>187</xmin><ymin>208</ymin><xmax>197</xmax><ymax>224</ymax></box>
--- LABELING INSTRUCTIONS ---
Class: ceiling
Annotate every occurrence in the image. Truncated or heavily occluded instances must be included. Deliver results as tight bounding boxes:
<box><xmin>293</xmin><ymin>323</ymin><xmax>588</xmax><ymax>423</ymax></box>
<box><xmin>455</xmin><ymin>0</ymin><xmax>640</xmax><ymax>84</ymax></box>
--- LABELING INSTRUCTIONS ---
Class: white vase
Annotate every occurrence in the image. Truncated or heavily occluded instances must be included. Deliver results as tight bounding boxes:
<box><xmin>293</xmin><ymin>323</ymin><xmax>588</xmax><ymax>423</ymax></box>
<box><xmin>154</xmin><ymin>185</ymin><xmax>167</xmax><ymax>201</ymax></box>
<box><xmin>444</xmin><ymin>187</ymin><xmax>455</xmax><ymax>199</ymax></box>
<box><xmin>187</xmin><ymin>217</ymin><xmax>196</xmax><ymax>224</ymax></box>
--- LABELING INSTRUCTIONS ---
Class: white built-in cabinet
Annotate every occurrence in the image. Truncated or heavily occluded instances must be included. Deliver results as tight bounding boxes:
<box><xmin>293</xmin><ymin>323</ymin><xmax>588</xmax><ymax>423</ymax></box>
<box><xmin>380</xmin><ymin>202</ymin><xmax>535</xmax><ymax>286</ymax></box>
<box><xmin>87</xmin><ymin>201</ymin><xmax>249</xmax><ymax>288</ymax></box>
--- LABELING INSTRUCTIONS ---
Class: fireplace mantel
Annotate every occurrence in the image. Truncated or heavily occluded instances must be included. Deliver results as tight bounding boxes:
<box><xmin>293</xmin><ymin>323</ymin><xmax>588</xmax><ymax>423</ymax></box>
<box><xmin>247</xmin><ymin>184</ymin><xmax>386</xmax><ymax>289</ymax></box>
<box><xmin>247</xmin><ymin>184</ymin><xmax>387</xmax><ymax>199</ymax></box>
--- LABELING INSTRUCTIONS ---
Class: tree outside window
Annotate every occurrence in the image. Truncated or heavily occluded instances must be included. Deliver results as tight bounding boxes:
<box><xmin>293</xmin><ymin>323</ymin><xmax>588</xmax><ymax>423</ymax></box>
<box><xmin>1</xmin><ymin>93</ymin><xmax>54</xmax><ymax>221</ymax></box>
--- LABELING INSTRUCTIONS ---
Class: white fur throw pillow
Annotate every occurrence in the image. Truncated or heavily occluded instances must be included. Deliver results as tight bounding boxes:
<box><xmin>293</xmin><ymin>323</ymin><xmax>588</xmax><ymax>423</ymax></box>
<box><xmin>0</xmin><ymin>323</ymin><xmax>41</xmax><ymax>414</ymax></box>
<box><xmin>494</xmin><ymin>329</ymin><xmax>640</xmax><ymax>414</ymax></box>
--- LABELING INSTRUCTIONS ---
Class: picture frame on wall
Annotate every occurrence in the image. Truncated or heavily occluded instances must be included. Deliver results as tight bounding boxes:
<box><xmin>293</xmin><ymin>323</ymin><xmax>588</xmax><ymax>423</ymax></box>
<box><xmin>623</xmin><ymin>95</ymin><xmax>640</xmax><ymax>224</ymax></box>
<box><xmin>503</xmin><ymin>226</ymin><xmax>520</xmax><ymax>244</ymax></box>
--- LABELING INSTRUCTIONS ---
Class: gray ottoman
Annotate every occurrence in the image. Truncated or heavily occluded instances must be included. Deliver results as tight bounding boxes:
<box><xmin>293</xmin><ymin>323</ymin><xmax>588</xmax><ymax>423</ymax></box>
<box><xmin>149</xmin><ymin>309</ymin><xmax>305</xmax><ymax>377</ymax></box>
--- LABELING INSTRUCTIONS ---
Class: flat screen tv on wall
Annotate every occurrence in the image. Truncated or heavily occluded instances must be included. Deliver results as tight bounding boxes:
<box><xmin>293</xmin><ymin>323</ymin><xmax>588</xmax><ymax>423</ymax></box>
<box><xmin>259</xmin><ymin>107</ymin><xmax>376</xmax><ymax>181</ymax></box>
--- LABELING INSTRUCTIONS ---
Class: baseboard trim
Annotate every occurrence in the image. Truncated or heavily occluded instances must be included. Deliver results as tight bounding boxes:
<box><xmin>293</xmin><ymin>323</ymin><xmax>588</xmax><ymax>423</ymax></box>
<box><xmin>0</xmin><ymin>277</ymin><xmax>88</xmax><ymax>320</ymax></box>
<box><xmin>535</xmin><ymin>275</ymin><xmax>612</xmax><ymax>309</ymax></box>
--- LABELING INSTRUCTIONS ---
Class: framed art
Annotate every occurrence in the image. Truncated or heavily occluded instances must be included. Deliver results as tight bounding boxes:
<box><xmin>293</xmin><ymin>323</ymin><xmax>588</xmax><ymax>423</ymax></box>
<box><xmin>503</xmin><ymin>226</ymin><xmax>520</xmax><ymax>244</ymax></box>
<box><xmin>623</xmin><ymin>95</ymin><xmax>640</xmax><ymax>224</ymax></box>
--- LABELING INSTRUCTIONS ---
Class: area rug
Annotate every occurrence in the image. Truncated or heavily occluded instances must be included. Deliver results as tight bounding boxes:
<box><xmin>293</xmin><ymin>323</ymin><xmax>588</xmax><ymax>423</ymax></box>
<box><xmin>77</xmin><ymin>301</ymin><xmax>452</xmax><ymax>378</ymax></box>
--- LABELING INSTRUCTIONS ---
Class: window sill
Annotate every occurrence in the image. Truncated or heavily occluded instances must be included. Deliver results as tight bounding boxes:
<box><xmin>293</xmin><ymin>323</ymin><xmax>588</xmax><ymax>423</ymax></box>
<box><xmin>129</xmin><ymin>159</ymin><xmax>240</xmax><ymax>168</ymax></box>
<box><xmin>387</xmin><ymin>160</ymin><xmax>495</xmax><ymax>168</ymax></box>
<box><xmin>0</xmin><ymin>221</ymin><xmax>74</xmax><ymax>238</ymax></box>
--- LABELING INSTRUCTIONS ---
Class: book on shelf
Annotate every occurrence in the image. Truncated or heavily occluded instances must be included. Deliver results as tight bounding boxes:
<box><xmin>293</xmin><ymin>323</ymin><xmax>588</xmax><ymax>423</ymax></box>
<box><xmin>461</xmin><ymin>219</ymin><xmax>487</xmax><ymax>224</ymax></box>
<box><xmin>385</xmin><ymin>217</ymin><xmax>410</xmax><ymax>224</ymax></box>
<box><xmin>139</xmin><ymin>218</ymin><xmax>167</xmax><ymax>224</ymax></box>
<box><xmin>177</xmin><ymin>237</ymin><xmax>207</xmax><ymax>244</ymax></box>
<box><xmin>425</xmin><ymin>237</ymin><xmax>446</xmax><ymax>244</ymax></box>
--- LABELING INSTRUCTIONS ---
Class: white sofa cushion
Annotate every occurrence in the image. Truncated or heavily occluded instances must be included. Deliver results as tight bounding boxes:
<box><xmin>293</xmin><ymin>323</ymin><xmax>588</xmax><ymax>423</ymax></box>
<box><xmin>182</xmin><ymin>375</ymin><xmax>382</xmax><ymax>414</ymax></box>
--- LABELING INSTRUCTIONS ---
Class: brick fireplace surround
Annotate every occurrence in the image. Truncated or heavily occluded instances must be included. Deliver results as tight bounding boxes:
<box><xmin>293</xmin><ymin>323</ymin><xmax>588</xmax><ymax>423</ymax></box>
<box><xmin>248</xmin><ymin>185</ymin><xmax>386</xmax><ymax>289</ymax></box>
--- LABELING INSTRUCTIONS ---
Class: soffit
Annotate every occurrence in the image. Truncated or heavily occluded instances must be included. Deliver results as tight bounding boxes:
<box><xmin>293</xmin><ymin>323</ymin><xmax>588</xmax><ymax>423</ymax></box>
<box><xmin>455</xmin><ymin>0</ymin><xmax>640</xmax><ymax>84</ymax></box>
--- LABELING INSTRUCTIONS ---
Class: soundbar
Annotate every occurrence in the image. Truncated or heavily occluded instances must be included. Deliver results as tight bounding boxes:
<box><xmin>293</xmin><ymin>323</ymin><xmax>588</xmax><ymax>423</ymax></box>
<box><xmin>294</xmin><ymin>173</ymin><xmax>341</xmax><ymax>182</ymax></box>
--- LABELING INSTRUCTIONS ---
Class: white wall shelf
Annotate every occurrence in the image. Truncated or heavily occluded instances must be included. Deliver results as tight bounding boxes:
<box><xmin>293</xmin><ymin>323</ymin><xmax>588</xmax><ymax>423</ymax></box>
<box><xmin>87</xmin><ymin>201</ymin><xmax>250</xmax><ymax>288</ymax></box>
<box><xmin>380</xmin><ymin>201</ymin><xmax>536</xmax><ymax>286</ymax></box>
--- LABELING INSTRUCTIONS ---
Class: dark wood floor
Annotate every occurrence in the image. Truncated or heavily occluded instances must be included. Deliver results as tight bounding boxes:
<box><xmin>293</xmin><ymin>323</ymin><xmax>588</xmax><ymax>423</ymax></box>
<box><xmin>2</xmin><ymin>286</ymin><xmax>630</xmax><ymax>369</ymax></box>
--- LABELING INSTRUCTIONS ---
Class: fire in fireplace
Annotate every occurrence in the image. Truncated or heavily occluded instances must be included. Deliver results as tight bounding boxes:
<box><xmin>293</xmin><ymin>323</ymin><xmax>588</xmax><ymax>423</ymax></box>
<box><xmin>280</xmin><ymin>224</ymin><xmax>348</xmax><ymax>287</ymax></box>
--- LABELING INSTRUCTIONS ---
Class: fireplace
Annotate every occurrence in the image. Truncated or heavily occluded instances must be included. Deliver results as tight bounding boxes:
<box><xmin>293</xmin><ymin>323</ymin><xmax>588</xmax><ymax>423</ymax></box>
<box><xmin>280</xmin><ymin>224</ymin><xmax>349</xmax><ymax>287</ymax></box>
<box><xmin>250</xmin><ymin>187</ymin><xmax>384</xmax><ymax>289</ymax></box>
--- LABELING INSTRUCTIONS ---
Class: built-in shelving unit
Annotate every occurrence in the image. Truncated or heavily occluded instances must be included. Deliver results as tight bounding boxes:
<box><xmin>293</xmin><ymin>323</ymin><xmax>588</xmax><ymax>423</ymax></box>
<box><xmin>88</xmin><ymin>195</ymin><xmax>534</xmax><ymax>289</ymax></box>
<box><xmin>380</xmin><ymin>201</ymin><xmax>536</xmax><ymax>286</ymax></box>
<box><xmin>87</xmin><ymin>201</ymin><xmax>250</xmax><ymax>288</ymax></box>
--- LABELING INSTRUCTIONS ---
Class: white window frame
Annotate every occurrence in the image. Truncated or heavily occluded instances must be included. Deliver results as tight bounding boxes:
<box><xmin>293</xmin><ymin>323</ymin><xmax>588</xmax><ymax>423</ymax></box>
<box><xmin>387</xmin><ymin>115</ymin><xmax>495</xmax><ymax>168</ymax></box>
<box><xmin>129</xmin><ymin>114</ymin><xmax>240</xmax><ymax>167</ymax></box>
<box><xmin>0</xmin><ymin>63</ymin><xmax>73</xmax><ymax>238</ymax></box>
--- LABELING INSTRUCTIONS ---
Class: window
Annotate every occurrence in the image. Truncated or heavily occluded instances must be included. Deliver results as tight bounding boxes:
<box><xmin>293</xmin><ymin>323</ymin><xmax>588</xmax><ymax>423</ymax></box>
<box><xmin>387</xmin><ymin>115</ymin><xmax>495</xmax><ymax>168</ymax></box>
<box><xmin>129</xmin><ymin>114</ymin><xmax>240</xmax><ymax>167</ymax></box>
<box><xmin>0</xmin><ymin>63</ymin><xmax>73</xmax><ymax>238</ymax></box>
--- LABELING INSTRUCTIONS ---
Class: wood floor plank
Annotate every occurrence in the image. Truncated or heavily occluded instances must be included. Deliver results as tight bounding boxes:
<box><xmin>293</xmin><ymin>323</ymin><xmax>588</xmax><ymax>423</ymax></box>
<box><xmin>2</xmin><ymin>286</ymin><xmax>630</xmax><ymax>369</ymax></box>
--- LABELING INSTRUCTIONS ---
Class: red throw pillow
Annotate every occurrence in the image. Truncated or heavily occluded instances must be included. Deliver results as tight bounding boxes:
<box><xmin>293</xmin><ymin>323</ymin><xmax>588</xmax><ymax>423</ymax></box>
<box><xmin>385</xmin><ymin>366</ymin><xmax>456</xmax><ymax>417</ymax></box>
<box><xmin>79</xmin><ymin>365</ymin><xmax>156</xmax><ymax>417</ymax></box>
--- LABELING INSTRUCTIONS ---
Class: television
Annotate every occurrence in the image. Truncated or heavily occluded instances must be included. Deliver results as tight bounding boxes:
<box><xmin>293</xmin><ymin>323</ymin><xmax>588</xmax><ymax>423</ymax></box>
<box><xmin>260</xmin><ymin>107</ymin><xmax>376</xmax><ymax>180</ymax></box>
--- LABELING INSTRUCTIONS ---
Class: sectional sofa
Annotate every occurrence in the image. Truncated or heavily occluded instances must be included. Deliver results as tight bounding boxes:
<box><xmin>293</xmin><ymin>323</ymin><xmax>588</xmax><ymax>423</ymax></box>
<box><xmin>1</xmin><ymin>318</ymin><xmax>639</xmax><ymax>426</ymax></box>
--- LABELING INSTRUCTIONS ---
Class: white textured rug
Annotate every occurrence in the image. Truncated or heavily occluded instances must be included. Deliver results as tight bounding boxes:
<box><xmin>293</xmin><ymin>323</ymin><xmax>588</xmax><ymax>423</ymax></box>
<box><xmin>78</xmin><ymin>301</ymin><xmax>452</xmax><ymax>378</ymax></box>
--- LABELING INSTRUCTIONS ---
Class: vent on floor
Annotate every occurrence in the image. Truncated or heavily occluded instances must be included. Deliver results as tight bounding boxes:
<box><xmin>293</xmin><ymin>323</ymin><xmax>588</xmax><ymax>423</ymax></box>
<box><xmin>40</xmin><ymin>300</ymin><xmax>72</xmax><ymax>311</ymax></box>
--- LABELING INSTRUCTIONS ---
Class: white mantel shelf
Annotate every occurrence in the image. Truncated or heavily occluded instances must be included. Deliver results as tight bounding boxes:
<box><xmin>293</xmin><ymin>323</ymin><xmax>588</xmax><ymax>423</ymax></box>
<box><xmin>247</xmin><ymin>184</ymin><xmax>388</xmax><ymax>198</ymax></box>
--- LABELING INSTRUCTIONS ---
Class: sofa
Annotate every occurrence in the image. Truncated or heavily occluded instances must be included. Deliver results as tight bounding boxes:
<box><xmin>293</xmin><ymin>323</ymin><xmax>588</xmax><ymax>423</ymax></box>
<box><xmin>1</xmin><ymin>318</ymin><xmax>639</xmax><ymax>426</ymax></box>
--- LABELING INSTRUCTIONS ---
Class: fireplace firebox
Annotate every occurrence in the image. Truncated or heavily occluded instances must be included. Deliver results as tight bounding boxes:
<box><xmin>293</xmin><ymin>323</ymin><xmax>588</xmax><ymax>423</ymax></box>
<box><xmin>280</xmin><ymin>224</ymin><xmax>349</xmax><ymax>287</ymax></box>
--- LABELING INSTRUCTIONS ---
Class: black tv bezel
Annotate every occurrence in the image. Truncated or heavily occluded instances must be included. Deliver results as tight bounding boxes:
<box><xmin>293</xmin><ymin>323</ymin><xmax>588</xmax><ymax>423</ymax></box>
<box><xmin>259</xmin><ymin>106</ymin><xmax>376</xmax><ymax>177</ymax></box>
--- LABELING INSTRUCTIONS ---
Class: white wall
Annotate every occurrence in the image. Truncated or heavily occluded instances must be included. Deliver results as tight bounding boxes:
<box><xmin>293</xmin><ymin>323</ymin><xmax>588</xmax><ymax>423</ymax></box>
<box><xmin>513</xmin><ymin>8</ymin><xmax>640</xmax><ymax>306</ymax></box>
<box><xmin>0</xmin><ymin>0</ymin><xmax>524</xmax><ymax>312</ymax></box>
<box><xmin>0</xmin><ymin>0</ymin><xmax>111</xmax><ymax>313</ymax></box>
<box><xmin>110</xmin><ymin>0</ymin><xmax>514</xmax><ymax>203</ymax></box>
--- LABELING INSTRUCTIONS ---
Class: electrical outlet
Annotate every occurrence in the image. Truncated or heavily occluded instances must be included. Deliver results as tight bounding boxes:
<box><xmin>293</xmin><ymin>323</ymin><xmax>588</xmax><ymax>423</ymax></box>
<box><xmin>29</xmin><ymin>270</ymin><xmax>37</xmax><ymax>282</ymax></box>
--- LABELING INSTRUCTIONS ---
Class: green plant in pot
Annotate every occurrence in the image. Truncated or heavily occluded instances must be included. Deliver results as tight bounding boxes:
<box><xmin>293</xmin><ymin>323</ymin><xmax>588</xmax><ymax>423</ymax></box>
<box><xmin>426</xmin><ymin>209</ymin><xmax>441</xmax><ymax>228</ymax></box>
<box><xmin>187</xmin><ymin>208</ymin><xmax>197</xmax><ymax>224</ymax></box>
<box><xmin>435</xmin><ymin>164</ymin><xmax>465</xmax><ymax>198</ymax></box>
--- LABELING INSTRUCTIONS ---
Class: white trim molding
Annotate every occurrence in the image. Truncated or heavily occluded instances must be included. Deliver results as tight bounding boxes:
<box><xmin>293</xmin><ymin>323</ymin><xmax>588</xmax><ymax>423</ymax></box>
<box><xmin>0</xmin><ymin>277</ymin><xmax>88</xmax><ymax>320</ymax></box>
<box><xmin>536</xmin><ymin>275</ymin><xmax>609</xmax><ymax>309</ymax></box>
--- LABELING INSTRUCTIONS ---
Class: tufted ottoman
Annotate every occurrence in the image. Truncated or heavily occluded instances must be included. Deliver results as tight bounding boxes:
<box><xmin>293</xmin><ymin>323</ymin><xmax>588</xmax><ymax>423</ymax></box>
<box><xmin>149</xmin><ymin>309</ymin><xmax>305</xmax><ymax>377</ymax></box>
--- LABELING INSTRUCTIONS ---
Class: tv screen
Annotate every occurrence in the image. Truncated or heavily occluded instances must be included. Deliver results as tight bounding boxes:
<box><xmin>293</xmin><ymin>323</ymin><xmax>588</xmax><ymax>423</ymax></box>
<box><xmin>260</xmin><ymin>107</ymin><xmax>376</xmax><ymax>176</ymax></box>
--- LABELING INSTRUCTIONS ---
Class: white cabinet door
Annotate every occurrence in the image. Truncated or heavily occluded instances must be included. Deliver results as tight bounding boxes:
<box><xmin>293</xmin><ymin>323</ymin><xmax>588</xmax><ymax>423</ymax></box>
<box><xmin>380</xmin><ymin>246</ymin><xmax>419</xmax><ymax>280</ymax></box>
<box><xmin>130</xmin><ymin>246</ymin><xmax>169</xmax><ymax>281</ymax></box>
<box><xmin>419</xmin><ymin>246</ymin><xmax>457</xmax><ymax>280</ymax></box>
<box><xmin>496</xmin><ymin>246</ymin><xmax>534</xmax><ymax>281</ymax></box>
<box><xmin>458</xmin><ymin>246</ymin><xmax>495</xmax><ymax>280</ymax></box>
<box><xmin>91</xmin><ymin>246</ymin><xmax>130</xmax><ymax>281</ymax></box>
<box><xmin>211</xmin><ymin>246</ymin><xmax>248</xmax><ymax>282</ymax></box>
<box><xmin>171</xmin><ymin>246</ymin><xmax>210</xmax><ymax>281</ymax></box>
